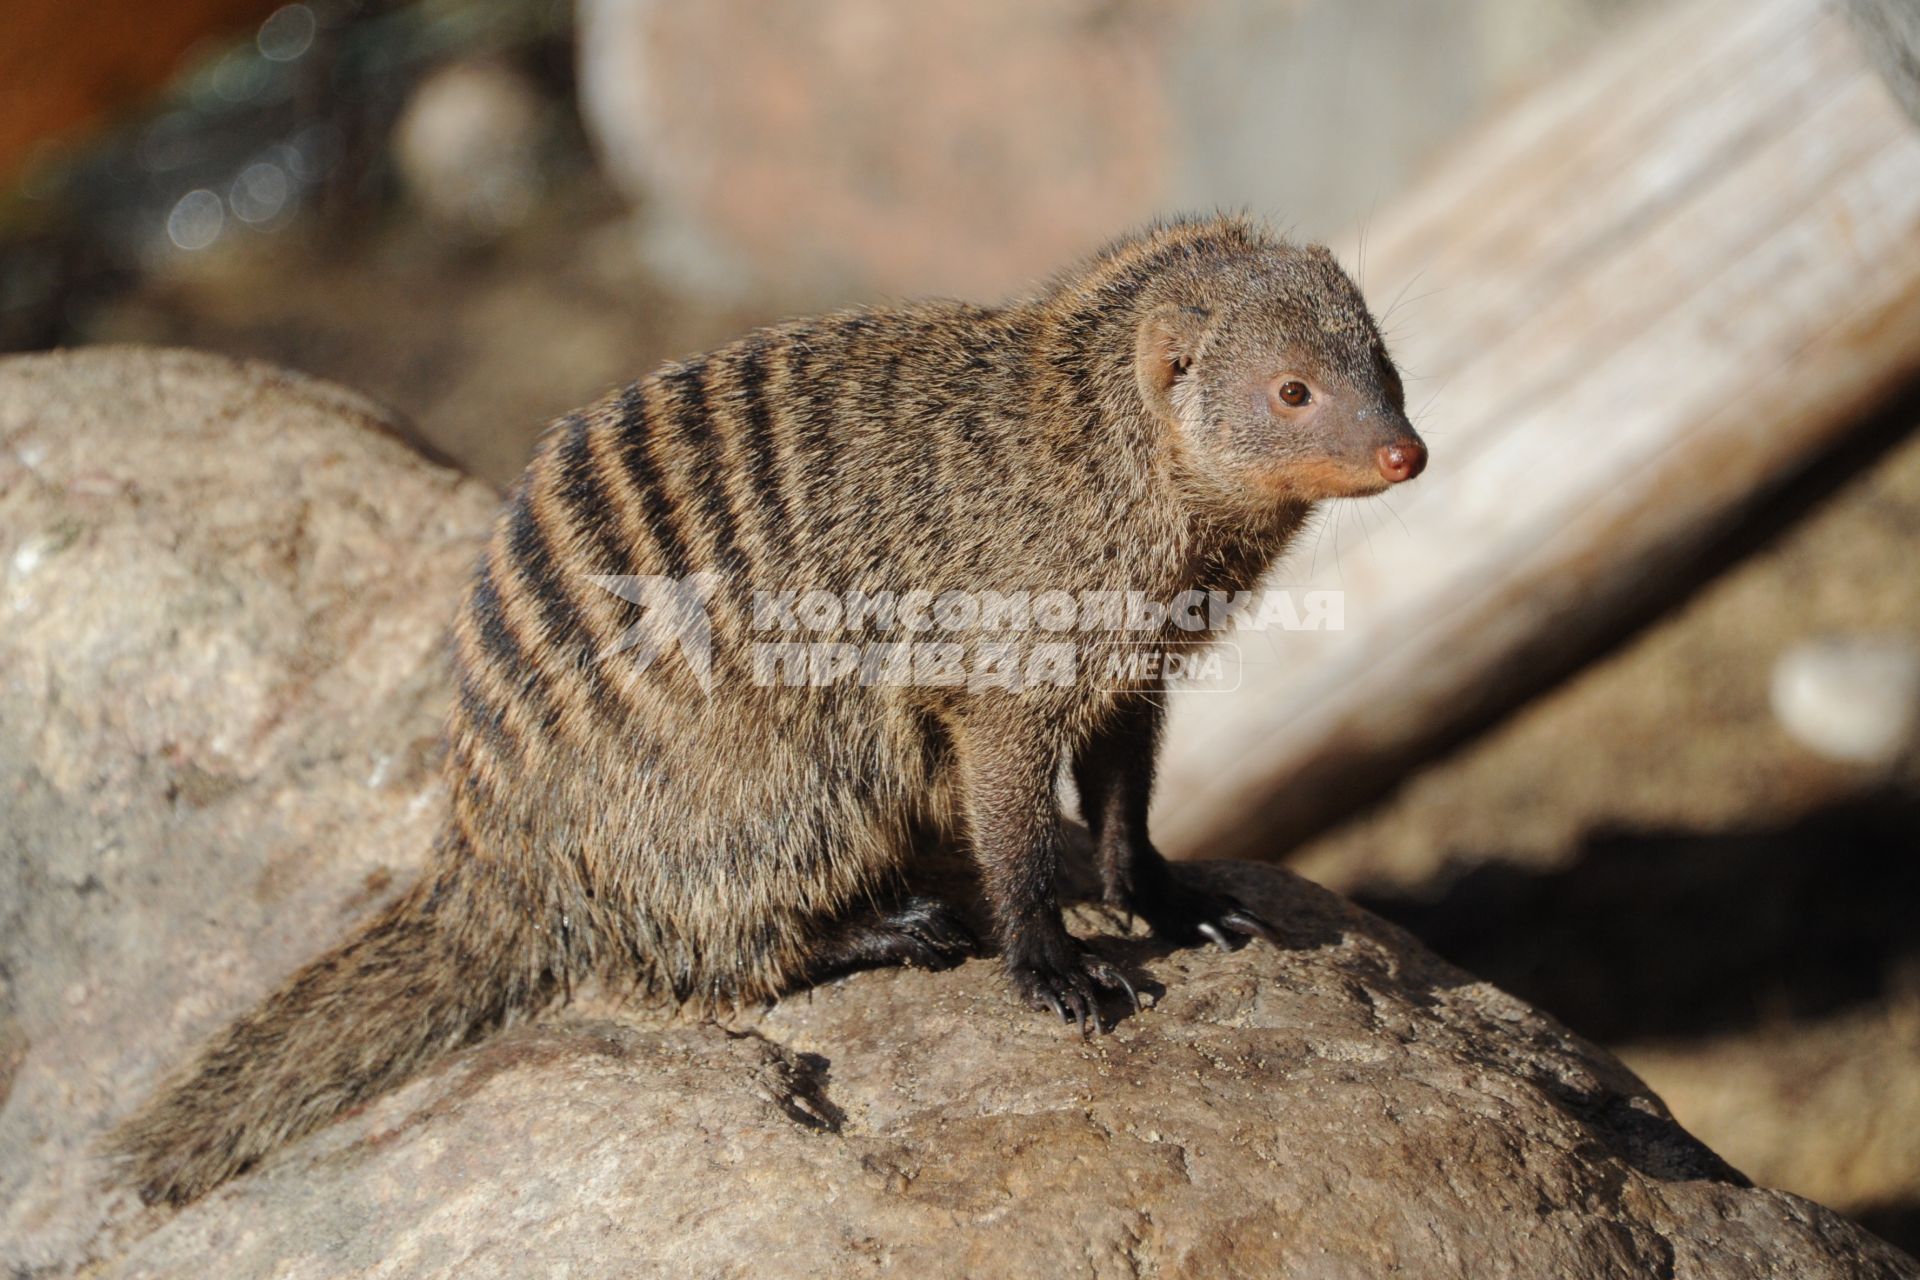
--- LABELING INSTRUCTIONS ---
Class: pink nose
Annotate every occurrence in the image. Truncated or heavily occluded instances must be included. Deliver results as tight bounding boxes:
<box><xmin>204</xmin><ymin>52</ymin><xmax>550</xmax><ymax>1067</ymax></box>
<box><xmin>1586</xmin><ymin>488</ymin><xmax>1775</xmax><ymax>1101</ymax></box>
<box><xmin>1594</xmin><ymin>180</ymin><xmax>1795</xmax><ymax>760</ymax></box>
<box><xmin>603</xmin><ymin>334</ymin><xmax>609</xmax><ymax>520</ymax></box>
<box><xmin>1376</xmin><ymin>439</ymin><xmax>1428</xmax><ymax>484</ymax></box>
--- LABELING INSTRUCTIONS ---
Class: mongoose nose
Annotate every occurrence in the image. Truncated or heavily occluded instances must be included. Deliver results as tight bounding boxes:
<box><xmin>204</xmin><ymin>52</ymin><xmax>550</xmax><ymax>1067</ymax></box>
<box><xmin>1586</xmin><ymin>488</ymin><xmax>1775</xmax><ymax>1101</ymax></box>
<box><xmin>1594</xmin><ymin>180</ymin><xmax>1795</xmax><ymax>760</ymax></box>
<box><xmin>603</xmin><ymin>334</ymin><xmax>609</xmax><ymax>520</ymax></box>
<box><xmin>1376</xmin><ymin>439</ymin><xmax>1428</xmax><ymax>484</ymax></box>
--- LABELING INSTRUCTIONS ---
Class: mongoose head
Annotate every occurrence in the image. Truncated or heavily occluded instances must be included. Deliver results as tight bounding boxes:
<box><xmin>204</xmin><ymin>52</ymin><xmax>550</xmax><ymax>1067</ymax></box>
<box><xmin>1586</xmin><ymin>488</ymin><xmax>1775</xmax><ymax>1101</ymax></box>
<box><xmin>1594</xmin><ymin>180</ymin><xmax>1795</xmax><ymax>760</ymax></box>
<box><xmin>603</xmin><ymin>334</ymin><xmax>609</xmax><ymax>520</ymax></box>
<box><xmin>1135</xmin><ymin>242</ymin><xmax>1426</xmax><ymax>506</ymax></box>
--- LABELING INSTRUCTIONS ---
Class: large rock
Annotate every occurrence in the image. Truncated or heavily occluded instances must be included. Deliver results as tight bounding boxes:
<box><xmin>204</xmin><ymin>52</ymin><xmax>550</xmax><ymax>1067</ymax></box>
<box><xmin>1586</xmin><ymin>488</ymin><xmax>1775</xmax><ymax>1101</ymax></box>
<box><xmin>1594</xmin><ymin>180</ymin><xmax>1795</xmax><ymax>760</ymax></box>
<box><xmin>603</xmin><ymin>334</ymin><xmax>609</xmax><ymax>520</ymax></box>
<box><xmin>0</xmin><ymin>348</ymin><xmax>499</xmax><ymax>1271</ymax></box>
<box><xmin>1</xmin><ymin>348</ymin><xmax>1912</xmax><ymax>1278</ymax></box>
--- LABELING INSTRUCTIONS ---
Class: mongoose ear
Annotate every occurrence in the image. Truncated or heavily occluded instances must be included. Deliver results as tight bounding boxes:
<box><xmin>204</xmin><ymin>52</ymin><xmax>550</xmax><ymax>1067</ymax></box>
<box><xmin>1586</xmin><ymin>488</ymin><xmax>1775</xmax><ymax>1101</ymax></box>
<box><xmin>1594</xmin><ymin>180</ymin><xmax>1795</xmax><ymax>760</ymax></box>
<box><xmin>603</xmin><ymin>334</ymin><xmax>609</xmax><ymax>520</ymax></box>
<box><xmin>1134</xmin><ymin>304</ymin><xmax>1212</xmax><ymax>419</ymax></box>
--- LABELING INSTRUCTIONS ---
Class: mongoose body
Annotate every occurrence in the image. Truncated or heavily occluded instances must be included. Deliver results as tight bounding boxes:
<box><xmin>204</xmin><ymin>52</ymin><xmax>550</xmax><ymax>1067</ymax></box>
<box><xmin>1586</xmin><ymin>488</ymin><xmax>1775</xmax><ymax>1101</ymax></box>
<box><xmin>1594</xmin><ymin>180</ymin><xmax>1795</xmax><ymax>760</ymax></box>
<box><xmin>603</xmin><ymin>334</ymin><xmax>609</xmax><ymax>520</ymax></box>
<box><xmin>114</xmin><ymin>215</ymin><xmax>1427</xmax><ymax>1205</ymax></box>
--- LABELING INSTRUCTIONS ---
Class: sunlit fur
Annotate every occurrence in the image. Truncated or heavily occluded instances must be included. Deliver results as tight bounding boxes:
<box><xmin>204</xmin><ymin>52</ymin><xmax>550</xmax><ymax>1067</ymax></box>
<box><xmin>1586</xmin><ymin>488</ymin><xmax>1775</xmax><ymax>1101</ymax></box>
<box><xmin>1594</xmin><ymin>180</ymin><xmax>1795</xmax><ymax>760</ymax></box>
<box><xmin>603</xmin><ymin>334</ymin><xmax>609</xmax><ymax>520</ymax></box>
<box><xmin>111</xmin><ymin>215</ymin><xmax>1412</xmax><ymax>1206</ymax></box>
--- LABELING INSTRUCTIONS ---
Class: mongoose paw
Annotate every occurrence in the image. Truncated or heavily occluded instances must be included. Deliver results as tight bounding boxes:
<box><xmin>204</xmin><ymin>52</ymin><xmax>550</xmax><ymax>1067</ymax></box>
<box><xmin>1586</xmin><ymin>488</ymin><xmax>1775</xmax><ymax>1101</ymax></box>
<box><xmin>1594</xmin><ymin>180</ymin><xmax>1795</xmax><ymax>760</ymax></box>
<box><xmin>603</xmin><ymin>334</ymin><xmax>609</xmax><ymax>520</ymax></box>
<box><xmin>1006</xmin><ymin>935</ymin><xmax>1141</xmax><ymax>1036</ymax></box>
<box><xmin>879</xmin><ymin>897</ymin><xmax>979</xmax><ymax>970</ymax></box>
<box><xmin>807</xmin><ymin>896</ymin><xmax>977</xmax><ymax>982</ymax></box>
<box><xmin>1130</xmin><ymin>879</ymin><xmax>1280</xmax><ymax>954</ymax></box>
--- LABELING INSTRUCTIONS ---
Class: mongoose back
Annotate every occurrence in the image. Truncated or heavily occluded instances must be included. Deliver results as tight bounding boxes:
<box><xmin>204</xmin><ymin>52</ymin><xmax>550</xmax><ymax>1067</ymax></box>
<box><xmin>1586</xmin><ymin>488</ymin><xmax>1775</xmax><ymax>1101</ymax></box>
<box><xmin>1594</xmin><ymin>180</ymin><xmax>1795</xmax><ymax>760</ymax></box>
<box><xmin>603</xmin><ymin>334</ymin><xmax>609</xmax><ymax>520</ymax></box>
<box><xmin>113</xmin><ymin>214</ymin><xmax>1428</xmax><ymax>1205</ymax></box>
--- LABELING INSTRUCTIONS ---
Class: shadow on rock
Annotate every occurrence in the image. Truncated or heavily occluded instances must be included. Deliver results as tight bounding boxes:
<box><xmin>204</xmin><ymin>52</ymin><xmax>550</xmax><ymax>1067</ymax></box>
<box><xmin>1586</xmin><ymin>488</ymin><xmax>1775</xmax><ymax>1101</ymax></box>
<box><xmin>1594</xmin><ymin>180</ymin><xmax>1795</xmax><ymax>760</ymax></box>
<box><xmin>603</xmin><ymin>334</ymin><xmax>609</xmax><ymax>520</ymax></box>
<box><xmin>1351</xmin><ymin>789</ymin><xmax>1920</xmax><ymax>1045</ymax></box>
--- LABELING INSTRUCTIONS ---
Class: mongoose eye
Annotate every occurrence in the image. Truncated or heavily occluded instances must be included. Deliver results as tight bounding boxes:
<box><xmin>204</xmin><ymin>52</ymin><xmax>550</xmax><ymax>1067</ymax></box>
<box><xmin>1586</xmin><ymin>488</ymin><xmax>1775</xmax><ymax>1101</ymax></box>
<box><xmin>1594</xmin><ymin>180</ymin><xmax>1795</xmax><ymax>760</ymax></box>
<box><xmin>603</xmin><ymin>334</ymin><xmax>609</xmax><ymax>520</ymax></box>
<box><xmin>1275</xmin><ymin>380</ymin><xmax>1311</xmax><ymax>408</ymax></box>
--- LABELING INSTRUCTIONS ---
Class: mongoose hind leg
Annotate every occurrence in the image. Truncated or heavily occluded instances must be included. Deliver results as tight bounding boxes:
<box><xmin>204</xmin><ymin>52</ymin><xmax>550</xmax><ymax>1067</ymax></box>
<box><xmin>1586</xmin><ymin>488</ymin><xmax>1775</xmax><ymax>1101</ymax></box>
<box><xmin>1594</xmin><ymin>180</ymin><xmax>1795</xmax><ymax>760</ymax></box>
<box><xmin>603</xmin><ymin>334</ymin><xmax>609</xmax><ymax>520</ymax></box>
<box><xmin>802</xmin><ymin>896</ymin><xmax>977</xmax><ymax>984</ymax></box>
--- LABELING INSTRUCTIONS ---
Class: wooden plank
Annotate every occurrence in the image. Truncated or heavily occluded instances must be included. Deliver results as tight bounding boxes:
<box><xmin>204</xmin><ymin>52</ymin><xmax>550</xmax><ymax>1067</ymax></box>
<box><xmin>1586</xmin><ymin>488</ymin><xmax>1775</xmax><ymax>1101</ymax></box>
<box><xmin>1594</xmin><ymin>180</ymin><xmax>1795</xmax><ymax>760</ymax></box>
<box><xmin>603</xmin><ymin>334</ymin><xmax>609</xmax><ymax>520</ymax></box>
<box><xmin>1153</xmin><ymin>0</ymin><xmax>1920</xmax><ymax>860</ymax></box>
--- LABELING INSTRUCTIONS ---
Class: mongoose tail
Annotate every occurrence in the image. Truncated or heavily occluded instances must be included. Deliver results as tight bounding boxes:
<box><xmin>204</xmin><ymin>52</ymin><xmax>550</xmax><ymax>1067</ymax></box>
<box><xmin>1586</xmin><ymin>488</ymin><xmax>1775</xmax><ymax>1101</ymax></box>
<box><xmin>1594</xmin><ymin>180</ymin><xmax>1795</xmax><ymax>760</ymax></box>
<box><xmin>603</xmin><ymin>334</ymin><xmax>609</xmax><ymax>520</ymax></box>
<box><xmin>110</xmin><ymin>847</ymin><xmax>553</xmax><ymax>1206</ymax></box>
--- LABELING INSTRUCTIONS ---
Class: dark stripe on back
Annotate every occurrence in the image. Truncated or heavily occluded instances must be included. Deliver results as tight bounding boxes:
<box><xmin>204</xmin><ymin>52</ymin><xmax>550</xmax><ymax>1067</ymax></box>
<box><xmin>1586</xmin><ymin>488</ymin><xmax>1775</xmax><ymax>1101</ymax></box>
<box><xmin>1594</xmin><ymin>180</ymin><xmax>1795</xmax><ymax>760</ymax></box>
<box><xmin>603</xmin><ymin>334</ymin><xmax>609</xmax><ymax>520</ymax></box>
<box><xmin>660</xmin><ymin>359</ymin><xmax>750</xmax><ymax>581</ymax></box>
<box><xmin>789</xmin><ymin>322</ymin><xmax>853</xmax><ymax>562</ymax></box>
<box><xmin>855</xmin><ymin>346</ymin><xmax>903</xmax><ymax>535</ymax></box>
<box><xmin>612</xmin><ymin>382</ymin><xmax>695</xmax><ymax>581</ymax></box>
<box><xmin>551</xmin><ymin>414</ymin><xmax>630</xmax><ymax>578</ymax></box>
<box><xmin>547</xmin><ymin>414</ymin><xmax>663</xmax><ymax>703</ymax></box>
<box><xmin>728</xmin><ymin>341</ymin><xmax>797</xmax><ymax>563</ymax></box>
<box><xmin>467</xmin><ymin>561</ymin><xmax>558</xmax><ymax>732</ymax></box>
<box><xmin>507</xmin><ymin>497</ymin><xmax>622</xmax><ymax>712</ymax></box>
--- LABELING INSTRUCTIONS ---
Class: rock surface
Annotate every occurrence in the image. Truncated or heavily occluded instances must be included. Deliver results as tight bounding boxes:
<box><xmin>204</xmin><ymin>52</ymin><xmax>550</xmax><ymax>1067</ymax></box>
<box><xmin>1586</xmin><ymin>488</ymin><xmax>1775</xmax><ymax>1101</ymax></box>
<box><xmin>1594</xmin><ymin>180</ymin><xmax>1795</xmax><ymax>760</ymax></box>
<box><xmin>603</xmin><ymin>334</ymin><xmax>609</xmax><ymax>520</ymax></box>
<box><xmin>1</xmin><ymin>348</ymin><xmax>1913</xmax><ymax>1278</ymax></box>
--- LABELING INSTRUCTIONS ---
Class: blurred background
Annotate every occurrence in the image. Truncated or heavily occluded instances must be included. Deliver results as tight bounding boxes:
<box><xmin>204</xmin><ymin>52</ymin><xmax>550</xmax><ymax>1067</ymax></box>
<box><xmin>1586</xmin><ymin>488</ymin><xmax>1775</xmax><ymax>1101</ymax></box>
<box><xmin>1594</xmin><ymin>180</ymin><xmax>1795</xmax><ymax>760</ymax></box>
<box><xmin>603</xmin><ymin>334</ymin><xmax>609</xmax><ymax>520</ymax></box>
<box><xmin>2</xmin><ymin>0</ymin><xmax>1916</xmax><ymax>1253</ymax></box>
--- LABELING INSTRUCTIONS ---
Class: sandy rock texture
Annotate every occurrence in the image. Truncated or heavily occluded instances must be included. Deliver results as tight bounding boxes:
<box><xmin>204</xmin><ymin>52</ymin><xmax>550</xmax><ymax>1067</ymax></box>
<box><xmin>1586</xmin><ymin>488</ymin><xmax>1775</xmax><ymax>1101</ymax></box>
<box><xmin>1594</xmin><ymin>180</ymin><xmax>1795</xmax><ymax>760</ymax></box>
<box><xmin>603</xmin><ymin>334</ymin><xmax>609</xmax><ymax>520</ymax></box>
<box><xmin>1</xmin><ymin>348</ymin><xmax>1913</xmax><ymax>1278</ymax></box>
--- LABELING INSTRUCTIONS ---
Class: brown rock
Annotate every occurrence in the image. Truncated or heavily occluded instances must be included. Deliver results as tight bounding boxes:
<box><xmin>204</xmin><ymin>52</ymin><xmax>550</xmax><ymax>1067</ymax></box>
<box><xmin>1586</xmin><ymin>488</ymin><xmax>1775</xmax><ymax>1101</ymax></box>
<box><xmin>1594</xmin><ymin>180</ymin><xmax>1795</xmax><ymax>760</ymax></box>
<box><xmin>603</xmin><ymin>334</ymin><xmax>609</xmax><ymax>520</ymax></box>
<box><xmin>1</xmin><ymin>348</ymin><xmax>1913</xmax><ymax>1278</ymax></box>
<box><xmin>578</xmin><ymin>0</ymin><xmax>1174</xmax><ymax>301</ymax></box>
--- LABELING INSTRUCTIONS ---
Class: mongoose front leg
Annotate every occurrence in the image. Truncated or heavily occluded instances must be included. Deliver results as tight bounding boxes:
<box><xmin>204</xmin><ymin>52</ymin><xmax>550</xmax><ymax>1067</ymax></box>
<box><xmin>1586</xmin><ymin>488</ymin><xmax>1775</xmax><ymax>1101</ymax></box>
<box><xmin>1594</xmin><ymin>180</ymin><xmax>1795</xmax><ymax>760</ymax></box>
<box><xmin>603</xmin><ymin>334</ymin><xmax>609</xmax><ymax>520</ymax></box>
<box><xmin>1074</xmin><ymin>691</ymin><xmax>1277</xmax><ymax>952</ymax></box>
<box><xmin>959</xmin><ymin>704</ymin><xmax>1138</xmax><ymax>1033</ymax></box>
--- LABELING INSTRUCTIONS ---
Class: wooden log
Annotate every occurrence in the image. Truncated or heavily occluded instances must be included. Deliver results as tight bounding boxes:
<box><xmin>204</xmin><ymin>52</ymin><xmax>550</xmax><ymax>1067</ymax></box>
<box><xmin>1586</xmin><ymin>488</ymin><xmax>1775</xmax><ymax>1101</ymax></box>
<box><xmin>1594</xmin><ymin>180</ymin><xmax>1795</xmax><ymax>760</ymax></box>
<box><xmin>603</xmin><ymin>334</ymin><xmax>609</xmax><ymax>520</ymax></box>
<box><xmin>1154</xmin><ymin>0</ymin><xmax>1920</xmax><ymax>860</ymax></box>
<box><xmin>1848</xmin><ymin>0</ymin><xmax>1920</xmax><ymax>126</ymax></box>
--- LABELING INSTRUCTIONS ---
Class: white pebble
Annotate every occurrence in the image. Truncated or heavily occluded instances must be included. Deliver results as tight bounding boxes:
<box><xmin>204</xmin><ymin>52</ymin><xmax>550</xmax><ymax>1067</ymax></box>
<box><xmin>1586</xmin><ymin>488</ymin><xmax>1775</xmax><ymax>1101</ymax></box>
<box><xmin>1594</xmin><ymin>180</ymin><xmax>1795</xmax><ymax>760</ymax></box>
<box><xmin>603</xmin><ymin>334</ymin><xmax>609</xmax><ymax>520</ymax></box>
<box><xmin>1770</xmin><ymin>636</ymin><xmax>1920</xmax><ymax>767</ymax></box>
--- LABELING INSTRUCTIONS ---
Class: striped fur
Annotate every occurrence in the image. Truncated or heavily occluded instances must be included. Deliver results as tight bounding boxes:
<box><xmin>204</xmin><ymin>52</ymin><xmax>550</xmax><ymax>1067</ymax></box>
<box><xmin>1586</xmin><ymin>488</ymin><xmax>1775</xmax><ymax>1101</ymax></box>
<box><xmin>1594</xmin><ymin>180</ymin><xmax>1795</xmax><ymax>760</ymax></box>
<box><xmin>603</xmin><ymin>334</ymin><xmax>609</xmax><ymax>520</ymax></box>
<box><xmin>112</xmin><ymin>215</ymin><xmax>1424</xmax><ymax>1204</ymax></box>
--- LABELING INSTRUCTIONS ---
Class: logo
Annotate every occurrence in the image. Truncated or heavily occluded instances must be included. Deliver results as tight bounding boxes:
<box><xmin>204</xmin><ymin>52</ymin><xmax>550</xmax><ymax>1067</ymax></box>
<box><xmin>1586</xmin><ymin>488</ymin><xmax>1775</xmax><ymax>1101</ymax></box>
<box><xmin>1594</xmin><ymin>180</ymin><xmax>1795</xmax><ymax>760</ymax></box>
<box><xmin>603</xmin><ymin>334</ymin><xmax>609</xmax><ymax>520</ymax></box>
<box><xmin>588</xmin><ymin>573</ymin><xmax>723</xmax><ymax>692</ymax></box>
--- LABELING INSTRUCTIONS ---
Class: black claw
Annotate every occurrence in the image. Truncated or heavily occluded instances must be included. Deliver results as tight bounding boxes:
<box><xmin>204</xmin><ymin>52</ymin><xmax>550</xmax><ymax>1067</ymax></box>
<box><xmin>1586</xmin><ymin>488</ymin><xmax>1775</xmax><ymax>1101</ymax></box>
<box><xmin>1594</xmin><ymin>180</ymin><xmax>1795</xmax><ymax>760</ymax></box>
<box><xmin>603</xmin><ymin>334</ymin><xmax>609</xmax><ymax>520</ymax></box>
<box><xmin>1013</xmin><ymin>943</ymin><xmax>1145</xmax><ymax>1034</ymax></box>
<box><xmin>1196</xmin><ymin>921</ymin><xmax>1233</xmax><ymax>953</ymax></box>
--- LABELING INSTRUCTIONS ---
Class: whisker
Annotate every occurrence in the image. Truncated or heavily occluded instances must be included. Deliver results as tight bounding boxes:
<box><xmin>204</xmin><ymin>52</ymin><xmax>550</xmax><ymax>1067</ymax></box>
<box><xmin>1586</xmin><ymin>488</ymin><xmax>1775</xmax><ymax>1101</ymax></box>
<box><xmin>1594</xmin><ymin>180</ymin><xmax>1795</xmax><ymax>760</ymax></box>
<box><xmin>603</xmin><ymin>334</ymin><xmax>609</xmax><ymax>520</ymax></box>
<box><xmin>1331</xmin><ymin>503</ymin><xmax>1348</xmax><ymax>586</ymax></box>
<box><xmin>1380</xmin><ymin>268</ymin><xmax>1433</xmax><ymax>326</ymax></box>
<box><xmin>1413</xmin><ymin>373</ymin><xmax>1455</xmax><ymax>424</ymax></box>
<box><xmin>1376</xmin><ymin>493</ymin><xmax>1411</xmax><ymax>538</ymax></box>
<box><xmin>1307</xmin><ymin>504</ymin><xmax>1333</xmax><ymax>579</ymax></box>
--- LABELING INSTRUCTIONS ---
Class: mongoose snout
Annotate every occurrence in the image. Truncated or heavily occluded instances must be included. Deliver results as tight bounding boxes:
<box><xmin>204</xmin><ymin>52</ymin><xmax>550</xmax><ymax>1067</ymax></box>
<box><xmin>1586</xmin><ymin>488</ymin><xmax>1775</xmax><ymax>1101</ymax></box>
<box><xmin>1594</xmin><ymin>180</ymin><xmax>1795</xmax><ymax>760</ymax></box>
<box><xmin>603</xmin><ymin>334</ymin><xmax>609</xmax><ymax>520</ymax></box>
<box><xmin>1377</xmin><ymin>438</ymin><xmax>1427</xmax><ymax>483</ymax></box>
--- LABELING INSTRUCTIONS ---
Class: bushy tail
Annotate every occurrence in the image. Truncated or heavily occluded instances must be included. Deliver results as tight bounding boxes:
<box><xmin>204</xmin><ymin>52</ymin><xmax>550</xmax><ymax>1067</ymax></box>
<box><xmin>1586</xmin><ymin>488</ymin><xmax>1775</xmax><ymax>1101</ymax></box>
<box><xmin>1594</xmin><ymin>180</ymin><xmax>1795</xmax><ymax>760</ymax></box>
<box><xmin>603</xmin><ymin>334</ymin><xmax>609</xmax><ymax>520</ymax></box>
<box><xmin>110</xmin><ymin>857</ymin><xmax>553</xmax><ymax>1206</ymax></box>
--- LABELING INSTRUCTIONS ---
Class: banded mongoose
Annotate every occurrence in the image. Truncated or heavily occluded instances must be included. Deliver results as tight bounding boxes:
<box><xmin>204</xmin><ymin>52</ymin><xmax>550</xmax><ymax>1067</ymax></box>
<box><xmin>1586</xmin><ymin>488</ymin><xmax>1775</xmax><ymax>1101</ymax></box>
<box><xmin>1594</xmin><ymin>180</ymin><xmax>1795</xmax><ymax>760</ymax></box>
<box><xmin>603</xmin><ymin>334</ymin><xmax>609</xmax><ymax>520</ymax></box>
<box><xmin>112</xmin><ymin>214</ymin><xmax>1428</xmax><ymax>1206</ymax></box>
